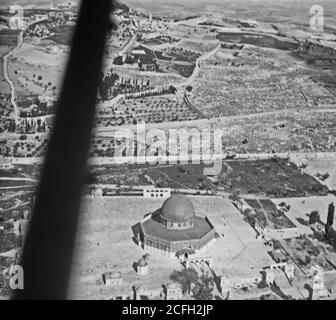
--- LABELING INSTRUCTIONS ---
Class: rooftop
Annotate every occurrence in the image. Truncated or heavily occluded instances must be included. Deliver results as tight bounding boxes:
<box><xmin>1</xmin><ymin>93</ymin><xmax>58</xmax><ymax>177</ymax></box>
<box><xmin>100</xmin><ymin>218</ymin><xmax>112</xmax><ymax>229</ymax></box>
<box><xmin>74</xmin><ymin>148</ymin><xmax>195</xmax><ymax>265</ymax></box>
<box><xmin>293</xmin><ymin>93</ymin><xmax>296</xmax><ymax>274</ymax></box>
<box><xmin>140</xmin><ymin>213</ymin><xmax>213</xmax><ymax>242</ymax></box>
<box><xmin>161</xmin><ymin>193</ymin><xmax>195</xmax><ymax>223</ymax></box>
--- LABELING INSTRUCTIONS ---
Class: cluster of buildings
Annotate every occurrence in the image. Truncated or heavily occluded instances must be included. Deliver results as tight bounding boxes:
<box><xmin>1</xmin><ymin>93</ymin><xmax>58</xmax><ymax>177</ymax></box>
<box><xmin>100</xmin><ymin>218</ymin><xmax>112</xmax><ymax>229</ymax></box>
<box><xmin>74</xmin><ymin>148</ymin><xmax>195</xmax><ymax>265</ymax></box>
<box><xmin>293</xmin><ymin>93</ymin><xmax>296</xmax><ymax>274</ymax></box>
<box><xmin>236</xmin><ymin>198</ymin><xmax>302</xmax><ymax>241</ymax></box>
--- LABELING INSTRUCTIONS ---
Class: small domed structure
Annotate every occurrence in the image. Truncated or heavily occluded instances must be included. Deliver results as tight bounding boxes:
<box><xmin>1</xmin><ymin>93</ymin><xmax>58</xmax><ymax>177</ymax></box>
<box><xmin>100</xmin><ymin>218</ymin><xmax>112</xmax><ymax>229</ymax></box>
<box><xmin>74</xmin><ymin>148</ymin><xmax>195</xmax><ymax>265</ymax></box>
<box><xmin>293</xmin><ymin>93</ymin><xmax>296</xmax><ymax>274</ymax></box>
<box><xmin>137</xmin><ymin>257</ymin><xmax>149</xmax><ymax>276</ymax></box>
<box><xmin>138</xmin><ymin>258</ymin><xmax>147</xmax><ymax>267</ymax></box>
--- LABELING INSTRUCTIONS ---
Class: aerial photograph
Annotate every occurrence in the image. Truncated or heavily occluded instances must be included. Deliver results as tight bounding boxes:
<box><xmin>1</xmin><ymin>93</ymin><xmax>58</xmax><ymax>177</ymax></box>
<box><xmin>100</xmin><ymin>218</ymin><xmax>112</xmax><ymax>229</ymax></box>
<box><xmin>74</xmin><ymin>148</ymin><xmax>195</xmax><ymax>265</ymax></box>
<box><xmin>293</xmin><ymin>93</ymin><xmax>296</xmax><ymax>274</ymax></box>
<box><xmin>1</xmin><ymin>0</ymin><xmax>336</xmax><ymax>302</ymax></box>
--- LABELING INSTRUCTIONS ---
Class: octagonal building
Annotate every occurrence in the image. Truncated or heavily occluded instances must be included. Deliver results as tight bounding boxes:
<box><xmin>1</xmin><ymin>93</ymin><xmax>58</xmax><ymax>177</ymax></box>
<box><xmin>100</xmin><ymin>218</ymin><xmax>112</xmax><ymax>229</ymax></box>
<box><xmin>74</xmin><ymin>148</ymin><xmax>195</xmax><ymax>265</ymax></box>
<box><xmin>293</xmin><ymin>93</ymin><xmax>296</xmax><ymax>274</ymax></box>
<box><xmin>132</xmin><ymin>194</ymin><xmax>217</xmax><ymax>258</ymax></box>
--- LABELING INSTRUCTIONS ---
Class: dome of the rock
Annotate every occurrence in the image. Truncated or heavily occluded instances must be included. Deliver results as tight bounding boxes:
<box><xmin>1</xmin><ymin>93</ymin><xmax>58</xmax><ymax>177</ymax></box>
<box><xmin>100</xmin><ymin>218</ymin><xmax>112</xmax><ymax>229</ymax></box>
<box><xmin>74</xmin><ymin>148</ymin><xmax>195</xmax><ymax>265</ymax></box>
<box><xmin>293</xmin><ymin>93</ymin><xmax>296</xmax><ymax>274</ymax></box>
<box><xmin>160</xmin><ymin>194</ymin><xmax>195</xmax><ymax>223</ymax></box>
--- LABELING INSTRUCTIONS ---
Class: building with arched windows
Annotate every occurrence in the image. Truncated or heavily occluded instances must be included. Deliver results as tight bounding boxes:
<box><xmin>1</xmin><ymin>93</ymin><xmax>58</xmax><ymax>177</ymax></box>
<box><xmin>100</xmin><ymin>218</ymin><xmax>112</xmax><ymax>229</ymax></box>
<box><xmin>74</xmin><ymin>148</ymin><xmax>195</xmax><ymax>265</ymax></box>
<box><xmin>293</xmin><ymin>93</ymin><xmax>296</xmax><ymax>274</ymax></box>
<box><xmin>132</xmin><ymin>194</ymin><xmax>217</xmax><ymax>258</ymax></box>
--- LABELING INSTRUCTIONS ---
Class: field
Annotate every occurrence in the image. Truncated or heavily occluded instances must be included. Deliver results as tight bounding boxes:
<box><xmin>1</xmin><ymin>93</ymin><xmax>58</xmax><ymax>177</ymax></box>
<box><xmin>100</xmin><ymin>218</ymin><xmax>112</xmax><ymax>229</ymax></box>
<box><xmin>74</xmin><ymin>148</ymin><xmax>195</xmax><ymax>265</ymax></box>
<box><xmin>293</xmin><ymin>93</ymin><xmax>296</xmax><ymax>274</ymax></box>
<box><xmin>162</xmin><ymin>47</ymin><xmax>201</xmax><ymax>63</ymax></box>
<box><xmin>279</xmin><ymin>236</ymin><xmax>336</xmax><ymax>272</ymax></box>
<box><xmin>3</xmin><ymin>109</ymin><xmax>336</xmax><ymax>160</ymax></box>
<box><xmin>48</xmin><ymin>24</ymin><xmax>74</xmax><ymax>46</ymax></box>
<box><xmin>123</xmin><ymin>0</ymin><xmax>336</xmax><ymax>25</ymax></box>
<box><xmin>290</xmin><ymin>154</ymin><xmax>336</xmax><ymax>190</ymax></box>
<box><xmin>8</xmin><ymin>42</ymin><xmax>67</xmax><ymax>97</ymax></box>
<box><xmin>245</xmin><ymin>198</ymin><xmax>297</xmax><ymax>230</ymax></box>
<box><xmin>0</xmin><ymin>134</ymin><xmax>49</xmax><ymax>157</ymax></box>
<box><xmin>219</xmin><ymin>158</ymin><xmax>328</xmax><ymax>198</ymax></box>
<box><xmin>175</xmin><ymin>39</ymin><xmax>219</xmax><ymax>53</ymax></box>
<box><xmin>86</xmin><ymin>158</ymin><xmax>328</xmax><ymax>198</ymax></box>
<box><xmin>189</xmin><ymin>46</ymin><xmax>336</xmax><ymax>118</ymax></box>
<box><xmin>218</xmin><ymin>110</ymin><xmax>336</xmax><ymax>154</ymax></box>
<box><xmin>94</xmin><ymin>94</ymin><xmax>202</xmax><ymax>128</ymax></box>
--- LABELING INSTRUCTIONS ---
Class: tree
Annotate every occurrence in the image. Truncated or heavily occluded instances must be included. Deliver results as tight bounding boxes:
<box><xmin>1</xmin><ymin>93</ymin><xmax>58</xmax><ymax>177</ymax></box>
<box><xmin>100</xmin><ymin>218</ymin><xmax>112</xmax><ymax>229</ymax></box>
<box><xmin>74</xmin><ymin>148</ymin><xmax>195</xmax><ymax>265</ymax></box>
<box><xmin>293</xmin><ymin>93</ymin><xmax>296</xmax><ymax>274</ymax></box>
<box><xmin>309</xmin><ymin>210</ymin><xmax>320</xmax><ymax>225</ymax></box>
<box><xmin>325</xmin><ymin>223</ymin><xmax>332</xmax><ymax>240</ymax></box>
<box><xmin>327</xmin><ymin>202</ymin><xmax>335</xmax><ymax>227</ymax></box>
<box><xmin>192</xmin><ymin>274</ymin><xmax>214</xmax><ymax>300</ymax></box>
<box><xmin>169</xmin><ymin>85</ymin><xmax>177</xmax><ymax>94</ymax></box>
<box><xmin>169</xmin><ymin>268</ymin><xmax>198</xmax><ymax>294</ymax></box>
<box><xmin>99</xmin><ymin>72</ymin><xmax>120</xmax><ymax>100</ymax></box>
<box><xmin>229</xmin><ymin>190</ymin><xmax>240</xmax><ymax>207</ymax></box>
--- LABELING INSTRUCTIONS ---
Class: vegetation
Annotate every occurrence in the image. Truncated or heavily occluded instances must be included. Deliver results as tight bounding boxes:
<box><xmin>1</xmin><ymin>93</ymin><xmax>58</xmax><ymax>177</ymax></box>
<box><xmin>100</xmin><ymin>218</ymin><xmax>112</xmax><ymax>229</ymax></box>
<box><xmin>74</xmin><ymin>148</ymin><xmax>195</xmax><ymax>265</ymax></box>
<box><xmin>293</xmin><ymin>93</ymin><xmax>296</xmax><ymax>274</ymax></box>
<box><xmin>309</xmin><ymin>210</ymin><xmax>320</xmax><ymax>225</ymax></box>
<box><xmin>169</xmin><ymin>268</ymin><xmax>198</xmax><ymax>294</ymax></box>
<box><xmin>169</xmin><ymin>268</ymin><xmax>214</xmax><ymax>300</ymax></box>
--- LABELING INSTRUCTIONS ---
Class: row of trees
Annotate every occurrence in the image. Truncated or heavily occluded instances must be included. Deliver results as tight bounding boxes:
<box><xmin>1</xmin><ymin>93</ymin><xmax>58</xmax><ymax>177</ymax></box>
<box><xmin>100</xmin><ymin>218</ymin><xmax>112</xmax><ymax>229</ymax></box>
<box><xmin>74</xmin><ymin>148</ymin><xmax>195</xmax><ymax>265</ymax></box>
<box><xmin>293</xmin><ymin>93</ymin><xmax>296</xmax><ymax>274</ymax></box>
<box><xmin>325</xmin><ymin>202</ymin><xmax>335</xmax><ymax>241</ymax></box>
<box><xmin>99</xmin><ymin>71</ymin><xmax>120</xmax><ymax>101</ymax></box>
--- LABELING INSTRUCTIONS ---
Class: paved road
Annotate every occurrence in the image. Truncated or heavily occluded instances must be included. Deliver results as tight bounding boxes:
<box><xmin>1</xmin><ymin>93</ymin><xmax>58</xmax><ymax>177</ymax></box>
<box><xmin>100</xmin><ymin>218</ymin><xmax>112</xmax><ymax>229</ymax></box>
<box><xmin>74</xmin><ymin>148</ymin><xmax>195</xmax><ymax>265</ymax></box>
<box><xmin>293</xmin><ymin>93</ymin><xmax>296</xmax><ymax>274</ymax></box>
<box><xmin>180</xmin><ymin>42</ymin><xmax>221</xmax><ymax>88</ymax></box>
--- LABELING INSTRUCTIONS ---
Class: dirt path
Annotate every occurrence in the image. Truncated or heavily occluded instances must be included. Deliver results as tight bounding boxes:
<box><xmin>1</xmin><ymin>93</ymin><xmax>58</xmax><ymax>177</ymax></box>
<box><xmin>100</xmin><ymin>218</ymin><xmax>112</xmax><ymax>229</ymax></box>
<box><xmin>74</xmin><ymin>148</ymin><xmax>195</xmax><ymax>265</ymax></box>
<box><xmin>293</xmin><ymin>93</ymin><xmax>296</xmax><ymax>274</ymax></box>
<box><xmin>180</xmin><ymin>42</ymin><xmax>221</xmax><ymax>88</ymax></box>
<box><xmin>2</xmin><ymin>17</ymin><xmax>50</xmax><ymax>125</ymax></box>
<box><xmin>3</xmin><ymin>30</ymin><xmax>23</xmax><ymax>124</ymax></box>
<box><xmin>120</xmin><ymin>33</ymin><xmax>137</xmax><ymax>56</ymax></box>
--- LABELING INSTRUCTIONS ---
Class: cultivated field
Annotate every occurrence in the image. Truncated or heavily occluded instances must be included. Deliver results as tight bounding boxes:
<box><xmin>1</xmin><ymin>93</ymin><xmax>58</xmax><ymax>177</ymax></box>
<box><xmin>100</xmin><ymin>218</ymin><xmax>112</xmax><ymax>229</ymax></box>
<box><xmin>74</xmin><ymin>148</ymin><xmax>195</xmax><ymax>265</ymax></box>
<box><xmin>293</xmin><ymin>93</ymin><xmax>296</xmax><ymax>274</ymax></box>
<box><xmin>94</xmin><ymin>94</ymin><xmax>201</xmax><ymax>128</ymax></box>
<box><xmin>220</xmin><ymin>159</ymin><xmax>328</xmax><ymax>198</ymax></box>
<box><xmin>189</xmin><ymin>46</ymin><xmax>336</xmax><ymax>117</ymax></box>
<box><xmin>8</xmin><ymin>42</ymin><xmax>67</xmax><ymax>97</ymax></box>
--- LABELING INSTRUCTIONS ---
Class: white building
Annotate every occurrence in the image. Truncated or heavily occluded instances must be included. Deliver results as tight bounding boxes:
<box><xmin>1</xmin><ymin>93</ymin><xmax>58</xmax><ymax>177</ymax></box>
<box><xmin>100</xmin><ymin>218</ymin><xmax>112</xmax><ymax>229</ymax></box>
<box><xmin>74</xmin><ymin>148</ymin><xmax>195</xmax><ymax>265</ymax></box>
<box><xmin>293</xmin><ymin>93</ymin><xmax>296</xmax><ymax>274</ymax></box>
<box><xmin>137</xmin><ymin>258</ymin><xmax>149</xmax><ymax>276</ymax></box>
<box><xmin>102</xmin><ymin>271</ymin><xmax>123</xmax><ymax>286</ymax></box>
<box><xmin>143</xmin><ymin>188</ymin><xmax>171</xmax><ymax>199</ymax></box>
<box><xmin>164</xmin><ymin>282</ymin><xmax>183</xmax><ymax>300</ymax></box>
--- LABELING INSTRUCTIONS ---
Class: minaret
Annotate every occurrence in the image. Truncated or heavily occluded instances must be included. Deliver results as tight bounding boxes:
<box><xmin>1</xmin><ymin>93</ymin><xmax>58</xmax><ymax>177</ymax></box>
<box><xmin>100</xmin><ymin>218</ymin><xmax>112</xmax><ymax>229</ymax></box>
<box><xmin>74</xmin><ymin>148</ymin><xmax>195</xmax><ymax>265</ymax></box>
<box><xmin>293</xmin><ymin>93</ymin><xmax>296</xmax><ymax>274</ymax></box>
<box><xmin>149</xmin><ymin>12</ymin><xmax>152</xmax><ymax>22</ymax></box>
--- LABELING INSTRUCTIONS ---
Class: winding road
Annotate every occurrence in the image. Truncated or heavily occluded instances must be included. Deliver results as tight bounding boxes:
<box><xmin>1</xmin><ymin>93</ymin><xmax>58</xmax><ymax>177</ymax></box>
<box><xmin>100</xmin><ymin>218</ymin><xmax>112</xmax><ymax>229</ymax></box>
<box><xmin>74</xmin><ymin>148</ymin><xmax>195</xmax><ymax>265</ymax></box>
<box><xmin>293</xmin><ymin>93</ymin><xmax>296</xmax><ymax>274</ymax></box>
<box><xmin>2</xmin><ymin>18</ymin><xmax>49</xmax><ymax>125</ymax></box>
<box><xmin>3</xmin><ymin>30</ymin><xmax>23</xmax><ymax>124</ymax></box>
